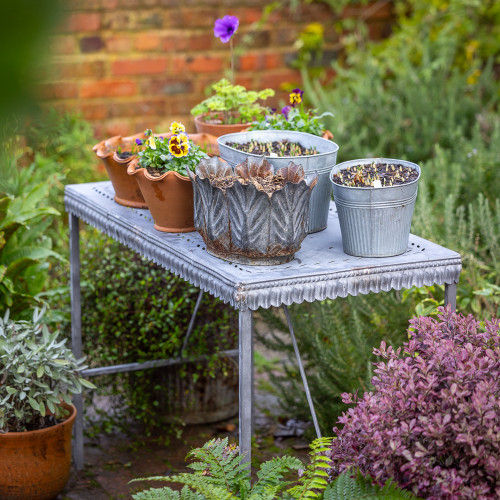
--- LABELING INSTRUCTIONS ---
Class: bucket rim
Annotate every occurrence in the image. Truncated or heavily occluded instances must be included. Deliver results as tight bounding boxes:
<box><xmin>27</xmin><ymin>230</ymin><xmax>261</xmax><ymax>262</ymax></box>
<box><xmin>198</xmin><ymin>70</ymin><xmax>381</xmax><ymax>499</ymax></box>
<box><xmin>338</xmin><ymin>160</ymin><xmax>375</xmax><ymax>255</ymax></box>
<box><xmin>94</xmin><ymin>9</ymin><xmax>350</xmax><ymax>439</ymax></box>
<box><xmin>330</xmin><ymin>157</ymin><xmax>421</xmax><ymax>190</ymax></box>
<box><xmin>217</xmin><ymin>130</ymin><xmax>339</xmax><ymax>160</ymax></box>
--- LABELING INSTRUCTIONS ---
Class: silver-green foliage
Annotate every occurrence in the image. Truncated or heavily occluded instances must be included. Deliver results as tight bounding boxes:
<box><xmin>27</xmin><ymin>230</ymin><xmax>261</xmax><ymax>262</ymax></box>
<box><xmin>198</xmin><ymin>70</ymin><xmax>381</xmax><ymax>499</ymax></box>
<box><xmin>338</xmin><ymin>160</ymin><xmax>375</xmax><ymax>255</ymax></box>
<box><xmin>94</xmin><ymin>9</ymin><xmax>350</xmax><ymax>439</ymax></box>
<box><xmin>131</xmin><ymin>437</ymin><xmax>334</xmax><ymax>500</ymax></box>
<box><xmin>0</xmin><ymin>308</ymin><xmax>95</xmax><ymax>432</ymax></box>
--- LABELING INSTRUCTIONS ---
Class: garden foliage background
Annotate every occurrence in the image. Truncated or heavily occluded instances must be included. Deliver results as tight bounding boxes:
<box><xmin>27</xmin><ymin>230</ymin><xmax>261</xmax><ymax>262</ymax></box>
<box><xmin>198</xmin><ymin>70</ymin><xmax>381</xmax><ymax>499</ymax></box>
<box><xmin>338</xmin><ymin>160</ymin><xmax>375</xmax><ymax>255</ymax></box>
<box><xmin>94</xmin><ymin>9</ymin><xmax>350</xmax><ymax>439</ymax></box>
<box><xmin>1</xmin><ymin>0</ymin><xmax>499</xmax><ymax>439</ymax></box>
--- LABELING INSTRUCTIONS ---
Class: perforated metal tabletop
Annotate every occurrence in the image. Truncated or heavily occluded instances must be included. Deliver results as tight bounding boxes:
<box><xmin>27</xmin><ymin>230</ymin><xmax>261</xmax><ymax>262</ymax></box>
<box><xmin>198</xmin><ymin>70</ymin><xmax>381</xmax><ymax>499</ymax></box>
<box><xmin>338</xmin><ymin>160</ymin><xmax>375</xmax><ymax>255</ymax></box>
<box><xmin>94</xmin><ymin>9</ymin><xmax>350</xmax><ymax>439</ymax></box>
<box><xmin>65</xmin><ymin>181</ymin><xmax>461</xmax><ymax>469</ymax></box>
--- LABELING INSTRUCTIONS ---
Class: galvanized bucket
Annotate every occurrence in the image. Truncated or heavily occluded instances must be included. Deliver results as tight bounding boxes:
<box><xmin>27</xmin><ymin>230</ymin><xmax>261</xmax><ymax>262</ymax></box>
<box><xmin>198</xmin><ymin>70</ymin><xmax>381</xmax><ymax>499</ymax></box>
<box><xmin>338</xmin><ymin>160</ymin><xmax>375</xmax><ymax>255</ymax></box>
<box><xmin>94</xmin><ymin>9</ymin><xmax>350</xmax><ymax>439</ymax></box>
<box><xmin>330</xmin><ymin>158</ymin><xmax>421</xmax><ymax>257</ymax></box>
<box><xmin>217</xmin><ymin>131</ymin><xmax>339</xmax><ymax>233</ymax></box>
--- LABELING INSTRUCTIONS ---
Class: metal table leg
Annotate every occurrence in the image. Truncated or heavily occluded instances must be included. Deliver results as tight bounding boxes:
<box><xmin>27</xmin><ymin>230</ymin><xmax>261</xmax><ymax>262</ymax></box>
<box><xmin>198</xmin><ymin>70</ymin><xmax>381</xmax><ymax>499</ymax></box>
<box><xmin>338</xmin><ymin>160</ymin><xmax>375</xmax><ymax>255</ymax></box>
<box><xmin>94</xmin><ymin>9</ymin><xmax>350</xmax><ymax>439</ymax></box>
<box><xmin>283</xmin><ymin>305</ymin><xmax>322</xmax><ymax>439</ymax></box>
<box><xmin>69</xmin><ymin>214</ymin><xmax>84</xmax><ymax>471</ymax></box>
<box><xmin>238</xmin><ymin>309</ymin><xmax>253</xmax><ymax>468</ymax></box>
<box><xmin>179</xmin><ymin>290</ymin><xmax>204</xmax><ymax>356</ymax></box>
<box><xmin>444</xmin><ymin>282</ymin><xmax>457</xmax><ymax>311</ymax></box>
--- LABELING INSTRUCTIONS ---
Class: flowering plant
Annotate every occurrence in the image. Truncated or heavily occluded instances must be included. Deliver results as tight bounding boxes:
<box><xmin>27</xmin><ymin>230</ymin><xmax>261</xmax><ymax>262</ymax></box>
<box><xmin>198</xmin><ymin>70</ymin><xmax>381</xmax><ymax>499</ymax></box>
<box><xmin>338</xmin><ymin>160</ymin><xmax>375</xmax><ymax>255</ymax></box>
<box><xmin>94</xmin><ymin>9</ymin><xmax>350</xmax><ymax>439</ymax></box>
<box><xmin>328</xmin><ymin>307</ymin><xmax>500</xmax><ymax>500</ymax></box>
<box><xmin>213</xmin><ymin>14</ymin><xmax>239</xmax><ymax>83</ymax></box>
<box><xmin>250</xmin><ymin>88</ymin><xmax>333</xmax><ymax>137</ymax></box>
<box><xmin>137</xmin><ymin>123</ymin><xmax>208</xmax><ymax>176</ymax></box>
<box><xmin>190</xmin><ymin>78</ymin><xmax>274</xmax><ymax>125</ymax></box>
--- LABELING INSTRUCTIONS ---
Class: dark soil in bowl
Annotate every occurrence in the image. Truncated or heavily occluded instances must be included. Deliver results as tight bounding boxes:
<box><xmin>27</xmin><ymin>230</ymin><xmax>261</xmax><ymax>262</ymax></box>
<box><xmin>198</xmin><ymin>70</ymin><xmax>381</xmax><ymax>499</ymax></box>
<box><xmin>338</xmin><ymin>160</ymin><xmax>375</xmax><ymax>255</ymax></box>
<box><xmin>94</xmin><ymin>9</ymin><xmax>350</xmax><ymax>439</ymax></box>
<box><xmin>209</xmin><ymin>173</ymin><xmax>286</xmax><ymax>195</ymax></box>
<box><xmin>116</xmin><ymin>151</ymin><xmax>134</xmax><ymax>160</ymax></box>
<box><xmin>332</xmin><ymin>162</ymin><xmax>419</xmax><ymax>187</ymax></box>
<box><xmin>227</xmin><ymin>140</ymin><xmax>318</xmax><ymax>157</ymax></box>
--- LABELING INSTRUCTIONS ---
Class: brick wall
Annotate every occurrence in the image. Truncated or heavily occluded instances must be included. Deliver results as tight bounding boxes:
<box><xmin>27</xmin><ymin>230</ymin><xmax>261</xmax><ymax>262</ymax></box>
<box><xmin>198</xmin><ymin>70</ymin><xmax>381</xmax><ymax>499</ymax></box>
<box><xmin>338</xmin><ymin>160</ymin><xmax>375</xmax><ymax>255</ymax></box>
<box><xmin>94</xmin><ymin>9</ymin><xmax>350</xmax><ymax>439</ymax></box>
<box><xmin>38</xmin><ymin>0</ymin><xmax>393</xmax><ymax>139</ymax></box>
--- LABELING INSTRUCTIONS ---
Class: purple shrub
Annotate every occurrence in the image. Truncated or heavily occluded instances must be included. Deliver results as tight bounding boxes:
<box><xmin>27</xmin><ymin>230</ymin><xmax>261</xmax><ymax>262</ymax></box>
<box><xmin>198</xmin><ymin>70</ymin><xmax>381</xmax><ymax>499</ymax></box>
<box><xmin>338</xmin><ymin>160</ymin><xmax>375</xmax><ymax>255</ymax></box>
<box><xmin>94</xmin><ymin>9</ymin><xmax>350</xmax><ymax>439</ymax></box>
<box><xmin>329</xmin><ymin>307</ymin><xmax>500</xmax><ymax>499</ymax></box>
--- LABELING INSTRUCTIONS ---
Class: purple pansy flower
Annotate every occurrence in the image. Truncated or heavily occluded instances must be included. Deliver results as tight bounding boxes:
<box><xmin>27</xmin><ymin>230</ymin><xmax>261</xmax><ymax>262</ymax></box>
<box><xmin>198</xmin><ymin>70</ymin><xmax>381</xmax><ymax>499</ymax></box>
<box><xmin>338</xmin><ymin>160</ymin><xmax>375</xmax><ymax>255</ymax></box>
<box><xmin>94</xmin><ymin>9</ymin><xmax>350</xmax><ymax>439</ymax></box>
<box><xmin>135</xmin><ymin>139</ymin><xmax>143</xmax><ymax>146</ymax></box>
<box><xmin>214</xmin><ymin>15</ymin><xmax>239</xmax><ymax>43</ymax></box>
<box><xmin>281</xmin><ymin>106</ymin><xmax>291</xmax><ymax>119</ymax></box>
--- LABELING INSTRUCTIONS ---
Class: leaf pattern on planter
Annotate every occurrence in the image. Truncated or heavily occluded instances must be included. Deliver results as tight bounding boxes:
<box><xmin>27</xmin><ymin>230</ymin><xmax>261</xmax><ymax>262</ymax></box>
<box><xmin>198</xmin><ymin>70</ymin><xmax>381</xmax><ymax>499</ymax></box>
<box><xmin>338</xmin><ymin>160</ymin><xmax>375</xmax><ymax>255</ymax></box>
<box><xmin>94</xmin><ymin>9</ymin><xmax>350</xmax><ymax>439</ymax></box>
<box><xmin>269</xmin><ymin>181</ymin><xmax>312</xmax><ymax>255</ymax></box>
<box><xmin>226</xmin><ymin>182</ymin><xmax>271</xmax><ymax>255</ymax></box>
<box><xmin>191</xmin><ymin>158</ymin><xmax>316</xmax><ymax>262</ymax></box>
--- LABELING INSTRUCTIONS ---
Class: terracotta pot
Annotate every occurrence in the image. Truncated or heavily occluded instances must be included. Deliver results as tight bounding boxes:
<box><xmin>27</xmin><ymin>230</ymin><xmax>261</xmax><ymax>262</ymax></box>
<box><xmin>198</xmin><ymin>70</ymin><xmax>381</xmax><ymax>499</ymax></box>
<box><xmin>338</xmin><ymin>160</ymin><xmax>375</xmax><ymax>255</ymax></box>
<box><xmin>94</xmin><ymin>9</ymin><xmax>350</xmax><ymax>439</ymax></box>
<box><xmin>0</xmin><ymin>404</ymin><xmax>76</xmax><ymax>500</ymax></box>
<box><xmin>128</xmin><ymin>158</ymin><xmax>195</xmax><ymax>233</ymax></box>
<box><xmin>194</xmin><ymin>114</ymin><xmax>250</xmax><ymax>137</ymax></box>
<box><xmin>94</xmin><ymin>132</ymin><xmax>219</xmax><ymax>209</ymax></box>
<box><xmin>93</xmin><ymin>131</ymin><xmax>148</xmax><ymax>209</ymax></box>
<box><xmin>322</xmin><ymin>129</ymin><xmax>334</xmax><ymax>140</ymax></box>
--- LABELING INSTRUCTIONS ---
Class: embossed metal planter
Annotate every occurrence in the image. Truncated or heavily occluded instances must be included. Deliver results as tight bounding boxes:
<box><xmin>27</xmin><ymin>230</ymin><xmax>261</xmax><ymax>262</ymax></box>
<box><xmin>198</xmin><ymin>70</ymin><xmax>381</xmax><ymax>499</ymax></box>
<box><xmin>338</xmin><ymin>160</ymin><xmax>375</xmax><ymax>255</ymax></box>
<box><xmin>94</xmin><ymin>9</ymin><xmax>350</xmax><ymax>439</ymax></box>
<box><xmin>188</xmin><ymin>157</ymin><xmax>317</xmax><ymax>265</ymax></box>
<box><xmin>330</xmin><ymin>158</ymin><xmax>421</xmax><ymax>257</ymax></box>
<box><xmin>217</xmin><ymin>130</ymin><xmax>339</xmax><ymax>233</ymax></box>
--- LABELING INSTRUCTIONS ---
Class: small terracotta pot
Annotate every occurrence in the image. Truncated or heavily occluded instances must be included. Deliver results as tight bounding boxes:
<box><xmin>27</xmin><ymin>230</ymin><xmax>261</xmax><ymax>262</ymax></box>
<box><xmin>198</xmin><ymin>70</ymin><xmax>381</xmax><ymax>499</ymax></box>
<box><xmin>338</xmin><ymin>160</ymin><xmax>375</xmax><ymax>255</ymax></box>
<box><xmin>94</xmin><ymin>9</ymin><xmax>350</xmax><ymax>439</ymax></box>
<box><xmin>128</xmin><ymin>158</ymin><xmax>195</xmax><ymax>233</ymax></box>
<box><xmin>0</xmin><ymin>404</ymin><xmax>76</xmax><ymax>500</ymax></box>
<box><xmin>93</xmin><ymin>131</ymin><xmax>148</xmax><ymax>209</ymax></box>
<box><xmin>322</xmin><ymin>129</ymin><xmax>334</xmax><ymax>140</ymax></box>
<box><xmin>194</xmin><ymin>114</ymin><xmax>250</xmax><ymax>137</ymax></box>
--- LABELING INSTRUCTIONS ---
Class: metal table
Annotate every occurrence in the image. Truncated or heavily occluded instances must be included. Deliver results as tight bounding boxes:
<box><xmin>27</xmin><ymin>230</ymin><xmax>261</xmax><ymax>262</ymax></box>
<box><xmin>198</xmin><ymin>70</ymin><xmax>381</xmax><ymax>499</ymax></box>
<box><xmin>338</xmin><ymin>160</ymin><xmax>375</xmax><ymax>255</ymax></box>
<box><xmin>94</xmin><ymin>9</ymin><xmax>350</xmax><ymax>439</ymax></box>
<box><xmin>65</xmin><ymin>181</ymin><xmax>462</xmax><ymax>470</ymax></box>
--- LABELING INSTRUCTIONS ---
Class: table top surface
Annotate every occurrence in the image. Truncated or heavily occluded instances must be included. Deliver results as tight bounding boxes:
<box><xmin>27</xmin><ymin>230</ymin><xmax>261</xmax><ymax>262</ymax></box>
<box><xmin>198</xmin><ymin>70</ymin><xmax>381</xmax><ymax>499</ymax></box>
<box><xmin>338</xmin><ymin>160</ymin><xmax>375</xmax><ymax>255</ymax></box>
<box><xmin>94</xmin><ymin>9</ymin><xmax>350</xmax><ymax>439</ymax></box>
<box><xmin>65</xmin><ymin>181</ymin><xmax>461</xmax><ymax>310</ymax></box>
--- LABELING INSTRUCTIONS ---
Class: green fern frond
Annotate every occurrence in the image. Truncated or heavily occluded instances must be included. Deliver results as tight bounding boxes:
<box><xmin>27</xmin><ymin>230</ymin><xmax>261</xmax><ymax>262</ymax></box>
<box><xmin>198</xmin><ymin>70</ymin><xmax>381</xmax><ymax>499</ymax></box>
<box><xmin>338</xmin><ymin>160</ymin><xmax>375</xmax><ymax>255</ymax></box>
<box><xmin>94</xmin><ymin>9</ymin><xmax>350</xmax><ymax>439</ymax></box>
<box><xmin>324</xmin><ymin>470</ymin><xmax>421</xmax><ymax>500</ymax></box>
<box><xmin>132</xmin><ymin>484</ymin><xmax>205</xmax><ymax>500</ymax></box>
<box><xmin>249</xmin><ymin>455</ymin><xmax>303</xmax><ymax>498</ymax></box>
<box><xmin>287</xmin><ymin>438</ymin><xmax>333</xmax><ymax>499</ymax></box>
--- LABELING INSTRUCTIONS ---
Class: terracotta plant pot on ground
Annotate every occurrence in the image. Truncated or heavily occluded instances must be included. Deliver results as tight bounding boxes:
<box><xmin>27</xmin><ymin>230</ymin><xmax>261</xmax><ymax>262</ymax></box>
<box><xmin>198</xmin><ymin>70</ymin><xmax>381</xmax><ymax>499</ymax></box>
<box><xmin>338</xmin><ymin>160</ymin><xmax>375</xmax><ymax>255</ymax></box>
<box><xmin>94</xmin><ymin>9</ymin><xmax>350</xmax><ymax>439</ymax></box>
<box><xmin>194</xmin><ymin>114</ymin><xmax>250</xmax><ymax>137</ymax></box>
<box><xmin>94</xmin><ymin>132</ymin><xmax>219</xmax><ymax>209</ymax></box>
<box><xmin>127</xmin><ymin>157</ymin><xmax>195</xmax><ymax>233</ymax></box>
<box><xmin>0</xmin><ymin>404</ymin><xmax>76</xmax><ymax>500</ymax></box>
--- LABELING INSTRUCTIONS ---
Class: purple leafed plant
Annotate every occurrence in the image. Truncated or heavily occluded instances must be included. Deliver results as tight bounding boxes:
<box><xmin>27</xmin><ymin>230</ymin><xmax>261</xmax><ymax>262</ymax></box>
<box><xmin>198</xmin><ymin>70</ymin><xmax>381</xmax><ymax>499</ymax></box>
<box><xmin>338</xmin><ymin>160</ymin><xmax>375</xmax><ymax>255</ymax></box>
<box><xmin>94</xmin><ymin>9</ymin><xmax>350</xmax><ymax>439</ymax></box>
<box><xmin>329</xmin><ymin>306</ymin><xmax>500</xmax><ymax>500</ymax></box>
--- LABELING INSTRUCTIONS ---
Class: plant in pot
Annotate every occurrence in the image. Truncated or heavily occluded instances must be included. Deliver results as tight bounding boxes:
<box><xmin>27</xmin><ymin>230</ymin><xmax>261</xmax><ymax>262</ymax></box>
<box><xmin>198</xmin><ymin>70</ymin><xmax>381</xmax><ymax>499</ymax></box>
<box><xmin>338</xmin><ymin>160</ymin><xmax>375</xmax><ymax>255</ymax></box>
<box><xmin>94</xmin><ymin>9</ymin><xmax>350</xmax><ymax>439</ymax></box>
<box><xmin>93</xmin><ymin>130</ymin><xmax>148</xmax><ymax>209</ymax></box>
<box><xmin>330</xmin><ymin>157</ymin><xmax>421</xmax><ymax>257</ymax></box>
<box><xmin>127</xmin><ymin>123</ymin><xmax>208</xmax><ymax>233</ymax></box>
<box><xmin>191</xmin><ymin>78</ymin><xmax>275</xmax><ymax>137</ymax></box>
<box><xmin>0</xmin><ymin>308</ymin><xmax>95</xmax><ymax>500</ymax></box>
<box><xmin>188</xmin><ymin>157</ymin><xmax>317</xmax><ymax>265</ymax></box>
<box><xmin>250</xmin><ymin>87</ymin><xmax>334</xmax><ymax>140</ymax></box>
<box><xmin>217</xmin><ymin>130</ymin><xmax>339</xmax><ymax>233</ymax></box>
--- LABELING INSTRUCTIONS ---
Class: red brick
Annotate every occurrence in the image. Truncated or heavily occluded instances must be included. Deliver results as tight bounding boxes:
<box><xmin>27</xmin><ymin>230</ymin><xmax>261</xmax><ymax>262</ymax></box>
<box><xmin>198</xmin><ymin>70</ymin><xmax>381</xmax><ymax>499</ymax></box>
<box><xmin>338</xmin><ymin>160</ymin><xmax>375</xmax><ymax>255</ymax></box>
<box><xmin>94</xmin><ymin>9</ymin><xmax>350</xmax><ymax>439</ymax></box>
<box><xmin>51</xmin><ymin>61</ymin><xmax>106</xmax><ymax>80</ymax></box>
<box><xmin>186</xmin><ymin>33</ymin><xmax>213</xmax><ymax>52</ymax></box>
<box><xmin>172</xmin><ymin>55</ymin><xmax>223</xmax><ymax>74</ymax></box>
<box><xmin>50</xmin><ymin>35</ymin><xmax>78</xmax><ymax>55</ymax></box>
<box><xmin>234</xmin><ymin>76</ymin><xmax>255</xmax><ymax>89</ymax></box>
<box><xmin>135</xmin><ymin>33</ymin><xmax>161</xmax><ymax>51</ymax></box>
<box><xmin>112</xmin><ymin>58</ymin><xmax>167</xmax><ymax>75</ymax></box>
<box><xmin>102</xmin><ymin>0</ymin><xmax>119</xmax><ymax>8</ymax></box>
<box><xmin>81</xmin><ymin>102</ymin><xmax>109</xmax><ymax>121</ymax></box>
<box><xmin>80</xmin><ymin>36</ymin><xmax>105</xmax><ymax>53</ymax></box>
<box><xmin>162</xmin><ymin>35</ymin><xmax>189</xmax><ymax>52</ymax></box>
<box><xmin>258</xmin><ymin>69</ymin><xmax>302</xmax><ymax>91</ymax></box>
<box><xmin>102</xmin><ymin>11</ymin><xmax>136</xmax><ymax>31</ymax></box>
<box><xmin>264</xmin><ymin>53</ymin><xmax>282</xmax><ymax>69</ymax></box>
<box><xmin>63</xmin><ymin>13</ymin><xmax>101</xmax><ymax>32</ymax></box>
<box><xmin>106</xmin><ymin>36</ymin><xmax>133</xmax><ymax>53</ymax></box>
<box><xmin>105</xmin><ymin>119</ymin><xmax>136</xmax><ymax>137</ymax></box>
<box><xmin>238</xmin><ymin>54</ymin><xmax>258</xmax><ymax>72</ymax></box>
<box><xmin>80</xmin><ymin>80</ymin><xmax>137</xmax><ymax>98</ymax></box>
<box><xmin>108</xmin><ymin>98</ymin><xmax>166</xmax><ymax>118</ymax></box>
<box><xmin>141</xmin><ymin>78</ymin><xmax>193</xmax><ymax>95</ymax></box>
<box><xmin>175</xmin><ymin>8</ymin><xmax>215</xmax><ymax>28</ymax></box>
<box><xmin>342</xmin><ymin>2</ymin><xmax>392</xmax><ymax>20</ymax></box>
<box><xmin>36</xmin><ymin>83</ymin><xmax>79</xmax><ymax>100</ymax></box>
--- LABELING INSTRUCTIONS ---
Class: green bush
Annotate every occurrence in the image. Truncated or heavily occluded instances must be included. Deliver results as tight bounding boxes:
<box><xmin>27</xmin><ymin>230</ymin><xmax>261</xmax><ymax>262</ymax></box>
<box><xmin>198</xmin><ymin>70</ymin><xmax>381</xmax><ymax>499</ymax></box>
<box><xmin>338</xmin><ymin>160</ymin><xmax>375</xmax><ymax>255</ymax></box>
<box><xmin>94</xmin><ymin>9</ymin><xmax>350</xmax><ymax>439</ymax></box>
<box><xmin>259</xmin><ymin>293</ymin><xmax>410</xmax><ymax>437</ymax></box>
<box><xmin>0</xmin><ymin>144</ymin><xmax>62</xmax><ymax>319</ymax></box>
<box><xmin>75</xmin><ymin>230</ymin><xmax>238</xmax><ymax>438</ymax></box>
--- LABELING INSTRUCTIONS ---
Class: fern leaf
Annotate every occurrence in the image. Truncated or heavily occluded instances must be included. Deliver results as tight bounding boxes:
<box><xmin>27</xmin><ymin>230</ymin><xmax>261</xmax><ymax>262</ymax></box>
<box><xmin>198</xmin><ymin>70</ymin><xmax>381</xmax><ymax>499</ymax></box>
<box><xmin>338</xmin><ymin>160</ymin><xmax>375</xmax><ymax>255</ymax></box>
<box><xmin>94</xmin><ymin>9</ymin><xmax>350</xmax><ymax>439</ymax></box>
<box><xmin>324</xmin><ymin>470</ymin><xmax>421</xmax><ymax>500</ymax></box>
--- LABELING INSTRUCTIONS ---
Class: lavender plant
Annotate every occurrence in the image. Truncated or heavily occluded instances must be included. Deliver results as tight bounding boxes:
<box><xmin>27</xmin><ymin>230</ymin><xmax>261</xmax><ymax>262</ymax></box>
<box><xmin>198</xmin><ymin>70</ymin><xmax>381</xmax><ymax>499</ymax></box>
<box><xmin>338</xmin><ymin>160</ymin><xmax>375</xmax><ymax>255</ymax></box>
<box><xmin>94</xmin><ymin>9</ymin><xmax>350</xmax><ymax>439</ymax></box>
<box><xmin>328</xmin><ymin>306</ymin><xmax>500</xmax><ymax>499</ymax></box>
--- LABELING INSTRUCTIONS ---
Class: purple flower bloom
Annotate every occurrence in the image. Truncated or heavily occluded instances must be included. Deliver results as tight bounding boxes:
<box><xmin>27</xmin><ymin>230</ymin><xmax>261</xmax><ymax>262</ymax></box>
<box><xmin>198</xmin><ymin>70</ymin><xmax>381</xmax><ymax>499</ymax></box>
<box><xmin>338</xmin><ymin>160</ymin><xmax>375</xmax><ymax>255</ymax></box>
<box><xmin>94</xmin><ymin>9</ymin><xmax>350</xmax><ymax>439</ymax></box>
<box><xmin>214</xmin><ymin>15</ymin><xmax>239</xmax><ymax>43</ymax></box>
<box><xmin>135</xmin><ymin>139</ymin><xmax>143</xmax><ymax>145</ymax></box>
<box><xmin>281</xmin><ymin>106</ymin><xmax>291</xmax><ymax>119</ymax></box>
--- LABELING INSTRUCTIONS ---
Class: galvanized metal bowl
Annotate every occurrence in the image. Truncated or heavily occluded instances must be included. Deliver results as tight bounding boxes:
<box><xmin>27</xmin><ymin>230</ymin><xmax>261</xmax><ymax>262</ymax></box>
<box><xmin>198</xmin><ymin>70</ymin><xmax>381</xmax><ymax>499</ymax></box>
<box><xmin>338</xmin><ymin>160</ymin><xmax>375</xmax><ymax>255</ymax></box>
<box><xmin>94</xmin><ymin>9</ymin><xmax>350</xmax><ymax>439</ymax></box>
<box><xmin>330</xmin><ymin>158</ymin><xmax>421</xmax><ymax>257</ymax></box>
<box><xmin>188</xmin><ymin>157</ymin><xmax>317</xmax><ymax>265</ymax></box>
<box><xmin>217</xmin><ymin>130</ymin><xmax>339</xmax><ymax>234</ymax></box>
